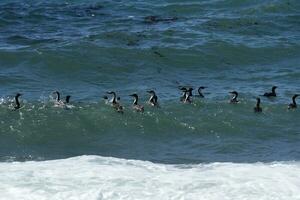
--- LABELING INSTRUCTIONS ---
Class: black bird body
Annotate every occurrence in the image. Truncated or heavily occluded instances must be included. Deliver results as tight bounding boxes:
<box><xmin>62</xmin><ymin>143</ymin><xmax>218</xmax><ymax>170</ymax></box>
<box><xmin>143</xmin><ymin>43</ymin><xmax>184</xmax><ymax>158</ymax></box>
<box><xmin>263</xmin><ymin>86</ymin><xmax>277</xmax><ymax>97</ymax></box>
<box><xmin>288</xmin><ymin>94</ymin><xmax>299</xmax><ymax>109</ymax></box>
<box><xmin>254</xmin><ymin>98</ymin><xmax>262</xmax><ymax>113</ymax></box>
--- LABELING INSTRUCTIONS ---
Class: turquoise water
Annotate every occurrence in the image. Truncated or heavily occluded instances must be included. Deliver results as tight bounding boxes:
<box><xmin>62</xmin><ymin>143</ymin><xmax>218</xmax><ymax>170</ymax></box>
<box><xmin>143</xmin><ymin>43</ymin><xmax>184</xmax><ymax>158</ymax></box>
<box><xmin>0</xmin><ymin>0</ymin><xmax>300</xmax><ymax>164</ymax></box>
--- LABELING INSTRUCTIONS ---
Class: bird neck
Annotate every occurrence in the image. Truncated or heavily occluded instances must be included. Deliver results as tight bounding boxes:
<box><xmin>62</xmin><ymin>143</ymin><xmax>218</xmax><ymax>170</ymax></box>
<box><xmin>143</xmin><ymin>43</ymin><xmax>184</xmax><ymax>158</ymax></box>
<box><xmin>111</xmin><ymin>93</ymin><xmax>117</xmax><ymax>103</ymax></box>
<box><xmin>149</xmin><ymin>95</ymin><xmax>154</xmax><ymax>102</ymax></box>
<box><xmin>56</xmin><ymin>92</ymin><xmax>60</xmax><ymax>101</ymax></box>
<box><xmin>15</xmin><ymin>96</ymin><xmax>20</xmax><ymax>107</ymax></box>
<box><xmin>292</xmin><ymin>97</ymin><xmax>297</xmax><ymax>105</ymax></box>
<box><xmin>256</xmin><ymin>100</ymin><xmax>260</xmax><ymax>108</ymax></box>
<box><xmin>232</xmin><ymin>94</ymin><xmax>238</xmax><ymax>100</ymax></box>
<box><xmin>185</xmin><ymin>94</ymin><xmax>191</xmax><ymax>102</ymax></box>
<box><xmin>133</xmin><ymin>97</ymin><xmax>138</xmax><ymax>105</ymax></box>
<box><xmin>198</xmin><ymin>89</ymin><xmax>204</xmax><ymax>97</ymax></box>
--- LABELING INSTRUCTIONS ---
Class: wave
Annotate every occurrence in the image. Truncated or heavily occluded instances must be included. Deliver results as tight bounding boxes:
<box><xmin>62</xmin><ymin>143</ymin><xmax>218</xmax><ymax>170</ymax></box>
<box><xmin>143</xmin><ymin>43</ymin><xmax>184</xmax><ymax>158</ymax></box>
<box><xmin>0</xmin><ymin>155</ymin><xmax>299</xmax><ymax>200</ymax></box>
<box><xmin>0</xmin><ymin>99</ymin><xmax>299</xmax><ymax>163</ymax></box>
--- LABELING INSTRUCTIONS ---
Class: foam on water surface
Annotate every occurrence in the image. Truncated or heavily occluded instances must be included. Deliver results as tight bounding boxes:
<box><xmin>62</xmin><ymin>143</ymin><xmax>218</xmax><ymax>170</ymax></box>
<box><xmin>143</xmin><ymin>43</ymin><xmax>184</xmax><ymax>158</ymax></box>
<box><xmin>0</xmin><ymin>156</ymin><xmax>299</xmax><ymax>200</ymax></box>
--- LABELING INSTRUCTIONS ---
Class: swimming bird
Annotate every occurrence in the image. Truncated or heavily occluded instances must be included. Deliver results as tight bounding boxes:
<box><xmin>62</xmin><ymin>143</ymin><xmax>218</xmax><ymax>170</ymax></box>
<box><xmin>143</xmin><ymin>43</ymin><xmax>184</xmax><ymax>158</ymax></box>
<box><xmin>288</xmin><ymin>94</ymin><xmax>299</xmax><ymax>109</ymax></box>
<box><xmin>229</xmin><ymin>91</ymin><xmax>239</xmax><ymax>104</ymax></box>
<box><xmin>63</xmin><ymin>95</ymin><xmax>74</xmax><ymax>109</ymax></box>
<box><xmin>196</xmin><ymin>86</ymin><xmax>207</xmax><ymax>98</ymax></box>
<box><xmin>185</xmin><ymin>88</ymin><xmax>193</xmax><ymax>103</ymax></box>
<box><xmin>179</xmin><ymin>87</ymin><xmax>193</xmax><ymax>103</ymax></box>
<box><xmin>147</xmin><ymin>90</ymin><xmax>159</xmax><ymax>107</ymax></box>
<box><xmin>106</xmin><ymin>91</ymin><xmax>124</xmax><ymax>113</ymax></box>
<box><xmin>187</xmin><ymin>87</ymin><xmax>193</xmax><ymax>97</ymax></box>
<box><xmin>263</xmin><ymin>86</ymin><xmax>277</xmax><ymax>97</ymax></box>
<box><xmin>53</xmin><ymin>91</ymin><xmax>64</xmax><ymax>106</ymax></box>
<box><xmin>53</xmin><ymin>91</ymin><xmax>71</xmax><ymax>108</ymax></box>
<box><xmin>254</xmin><ymin>97</ymin><xmax>262</xmax><ymax>113</ymax></box>
<box><xmin>106</xmin><ymin>91</ymin><xmax>117</xmax><ymax>104</ymax></box>
<box><xmin>53</xmin><ymin>91</ymin><xmax>61</xmax><ymax>102</ymax></box>
<box><xmin>129</xmin><ymin>93</ymin><xmax>144</xmax><ymax>112</ymax></box>
<box><xmin>13</xmin><ymin>93</ymin><xmax>22</xmax><ymax>110</ymax></box>
<box><xmin>179</xmin><ymin>87</ymin><xmax>188</xmax><ymax>102</ymax></box>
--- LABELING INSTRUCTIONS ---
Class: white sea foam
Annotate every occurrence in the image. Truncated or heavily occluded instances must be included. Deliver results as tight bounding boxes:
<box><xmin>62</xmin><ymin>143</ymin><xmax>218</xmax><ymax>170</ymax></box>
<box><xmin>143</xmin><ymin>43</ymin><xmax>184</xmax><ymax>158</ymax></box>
<box><xmin>0</xmin><ymin>156</ymin><xmax>299</xmax><ymax>200</ymax></box>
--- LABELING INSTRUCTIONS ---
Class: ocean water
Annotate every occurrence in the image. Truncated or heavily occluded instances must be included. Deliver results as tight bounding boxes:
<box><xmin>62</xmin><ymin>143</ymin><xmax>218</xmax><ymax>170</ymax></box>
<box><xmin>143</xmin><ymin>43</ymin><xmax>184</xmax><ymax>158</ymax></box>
<box><xmin>0</xmin><ymin>0</ymin><xmax>300</xmax><ymax>199</ymax></box>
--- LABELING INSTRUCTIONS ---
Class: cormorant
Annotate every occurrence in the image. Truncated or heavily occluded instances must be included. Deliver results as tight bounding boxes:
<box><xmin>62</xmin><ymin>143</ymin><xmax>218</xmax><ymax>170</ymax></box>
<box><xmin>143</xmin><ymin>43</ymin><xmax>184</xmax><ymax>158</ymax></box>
<box><xmin>288</xmin><ymin>94</ymin><xmax>299</xmax><ymax>109</ymax></box>
<box><xmin>196</xmin><ymin>86</ymin><xmax>206</xmax><ymax>98</ymax></box>
<box><xmin>179</xmin><ymin>87</ymin><xmax>188</xmax><ymax>102</ymax></box>
<box><xmin>229</xmin><ymin>91</ymin><xmax>239</xmax><ymax>104</ymax></box>
<box><xmin>53</xmin><ymin>91</ymin><xmax>71</xmax><ymax>108</ymax></box>
<box><xmin>14</xmin><ymin>93</ymin><xmax>22</xmax><ymax>110</ymax></box>
<box><xmin>129</xmin><ymin>93</ymin><xmax>144</xmax><ymax>112</ymax></box>
<box><xmin>147</xmin><ymin>90</ymin><xmax>159</xmax><ymax>107</ymax></box>
<box><xmin>184</xmin><ymin>88</ymin><xmax>193</xmax><ymax>103</ymax></box>
<box><xmin>53</xmin><ymin>91</ymin><xmax>61</xmax><ymax>102</ymax></box>
<box><xmin>254</xmin><ymin>97</ymin><xmax>262</xmax><ymax>113</ymax></box>
<box><xmin>53</xmin><ymin>91</ymin><xmax>64</xmax><ymax>106</ymax></box>
<box><xmin>263</xmin><ymin>86</ymin><xmax>277</xmax><ymax>97</ymax></box>
<box><xmin>106</xmin><ymin>91</ymin><xmax>124</xmax><ymax>114</ymax></box>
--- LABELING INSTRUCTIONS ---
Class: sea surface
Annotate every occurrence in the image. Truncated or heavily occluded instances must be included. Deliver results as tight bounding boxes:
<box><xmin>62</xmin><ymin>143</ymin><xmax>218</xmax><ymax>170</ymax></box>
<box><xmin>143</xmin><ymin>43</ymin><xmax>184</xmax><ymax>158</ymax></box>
<box><xmin>0</xmin><ymin>0</ymin><xmax>300</xmax><ymax>199</ymax></box>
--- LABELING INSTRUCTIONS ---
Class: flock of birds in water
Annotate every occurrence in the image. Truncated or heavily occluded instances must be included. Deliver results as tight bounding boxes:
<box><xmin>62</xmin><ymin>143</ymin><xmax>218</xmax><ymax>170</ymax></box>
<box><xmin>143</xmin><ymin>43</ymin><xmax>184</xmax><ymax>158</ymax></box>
<box><xmin>7</xmin><ymin>86</ymin><xmax>299</xmax><ymax>114</ymax></box>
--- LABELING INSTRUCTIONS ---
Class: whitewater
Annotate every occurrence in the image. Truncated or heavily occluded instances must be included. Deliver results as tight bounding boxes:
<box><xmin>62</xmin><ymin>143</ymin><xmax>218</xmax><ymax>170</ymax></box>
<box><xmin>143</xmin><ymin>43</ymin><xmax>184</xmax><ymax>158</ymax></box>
<box><xmin>0</xmin><ymin>156</ymin><xmax>299</xmax><ymax>200</ymax></box>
